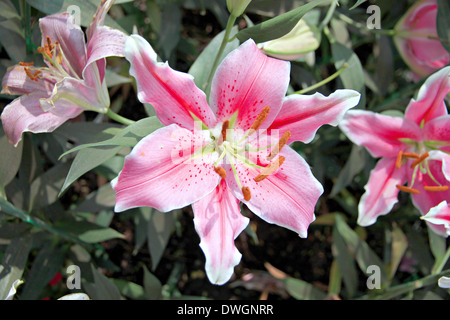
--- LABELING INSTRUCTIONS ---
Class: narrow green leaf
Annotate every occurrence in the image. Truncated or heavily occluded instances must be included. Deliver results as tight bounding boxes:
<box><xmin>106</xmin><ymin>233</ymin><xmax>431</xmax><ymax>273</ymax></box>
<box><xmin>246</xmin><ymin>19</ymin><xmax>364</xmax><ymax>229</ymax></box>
<box><xmin>53</xmin><ymin>219</ymin><xmax>124</xmax><ymax>243</ymax></box>
<box><xmin>20</xmin><ymin>244</ymin><xmax>66</xmax><ymax>300</ymax></box>
<box><xmin>236</xmin><ymin>0</ymin><xmax>331</xmax><ymax>43</ymax></box>
<box><xmin>349</xmin><ymin>0</ymin><xmax>367</xmax><ymax>10</ymax></box>
<box><xmin>331</xmin><ymin>41</ymin><xmax>366</xmax><ymax>109</ymax></box>
<box><xmin>283</xmin><ymin>277</ymin><xmax>328</xmax><ymax>300</ymax></box>
<box><xmin>111</xmin><ymin>279</ymin><xmax>147</xmax><ymax>300</ymax></box>
<box><xmin>142</xmin><ymin>265</ymin><xmax>162</xmax><ymax>300</ymax></box>
<box><xmin>0</xmin><ymin>124</ymin><xmax>23</xmax><ymax>196</ymax></box>
<box><xmin>189</xmin><ymin>26</ymin><xmax>239</xmax><ymax>95</ymax></box>
<box><xmin>437</xmin><ymin>0</ymin><xmax>450</xmax><ymax>53</ymax></box>
<box><xmin>332</xmin><ymin>219</ymin><xmax>358</xmax><ymax>298</ymax></box>
<box><xmin>83</xmin><ymin>264</ymin><xmax>122</xmax><ymax>300</ymax></box>
<box><xmin>147</xmin><ymin>208</ymin><xmax>176</xmax><ymax>270</ymax></box>
<box><xmin>388</xmin><ymin>227</ymin><xmax>408</xmax><ymax>281</ymax></box>
<box><xmin>335</xmin><ymin>214</ymin><xmax>388</xmax><ymax>286</ymax></box>
<box><xmin>0</xmin><ymin>234</ymin><xmax>32</xmax><ymax>300</ymax></box>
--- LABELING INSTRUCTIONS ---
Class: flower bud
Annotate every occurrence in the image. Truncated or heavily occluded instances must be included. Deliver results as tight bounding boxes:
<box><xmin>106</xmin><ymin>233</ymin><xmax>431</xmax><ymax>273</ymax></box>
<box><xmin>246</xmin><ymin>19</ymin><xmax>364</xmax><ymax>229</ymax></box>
<box><xmin>259</xmin><ymin>19</ymin><xmax>320</xmax><ymax>61</ymax></box>
<box><xmin>393</xmin><ymin>0</ymin><xmax>449</xmax><ymax>79</ymax></box>
<box><xmin>226</xmin><ymin>0</ymin><xmax>252</xmax><ymax>17</ymax></box>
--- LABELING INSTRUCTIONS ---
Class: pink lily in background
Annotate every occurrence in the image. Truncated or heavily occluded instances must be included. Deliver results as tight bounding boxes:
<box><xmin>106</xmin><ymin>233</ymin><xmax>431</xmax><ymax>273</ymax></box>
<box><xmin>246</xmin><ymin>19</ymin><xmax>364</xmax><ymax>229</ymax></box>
<box><xmin>393</xmin><ymin>0</ymin><xmax>449</xmax><ymax>79</ymax></box>
<box><xmin>0</xmin><ymin>0</ymin><xmax>127</xmax><ymax>146</ymax></box>
<box><xmin>339</xmin><ymin>66</ymin><xmax>450</xmax><ymax>236</ymax></box>
<box><xmin>112</xmin><ymin>35</ymin><xmax>361</xmax><ymax>284</ymax></box>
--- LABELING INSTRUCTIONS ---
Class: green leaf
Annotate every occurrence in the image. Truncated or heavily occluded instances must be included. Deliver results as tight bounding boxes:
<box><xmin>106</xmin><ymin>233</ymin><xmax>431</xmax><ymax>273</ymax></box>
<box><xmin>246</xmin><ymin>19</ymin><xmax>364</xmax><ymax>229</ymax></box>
<box><xmin>20</xmin><ymin>244</ymin><xmax>66</xmax><ymax>300</ymax></box>
<box><xmin>236</xmin><ymin>0</ymin><xmax>331</xmax><ymax>43</ymax></box>
<box><xmin>189</xmin><ymin>26</ymin><xmax>239</xmax><ymax>95</ymax></box>
<box><xmin>53</xmin><ymin>219</ymin><xmax>124</xmax><ymax>243</ymax></box>
<box><xmin>0</xmin><ymin>234</ymin><xmax>32</xmax><ymax>300</ymax></box>
<box><xmin>147</xmin><ymin>208</ymin><xmax>176</xmax><ymax>270</ymax></box>
<box><xmin>110</xmin><ymin>279</ymin><xmax>147</xmax><ymax>300</ymax></box>
<box><xmin>437</xmin><ymin>0</ymin><xmax>450</xmax><ymax>53</ymax></box>
<box><xmin>335</xmin><ymin>214</ymin><xmax>388</xmax><ymax>287</ymax></box>
<box><xmin>387</xmin><ymin>227</ymin><xmax>408</xmax><ymax>281</ymax></box>
<box><xmin>283</xmin><ymin>277</ymin><xmax>328</xmax><ymax>300</ymax></box>
<box><xmin>331</xmin><ymin>41</ymin><xmax>366</xmax><ymax>109</ymax></box>
<box><xmin>332</xmin><ymin>218</ymin><xmax>358</xmax><ymax>298</ymax></box>
<box><xmin>83</xmin><ymin>264</ymin><xmax>122</xmax><ymax>300</ymax></box>
<box><xmin>59</xmin><ymin>117</ymin><xmax>163</xmax><ymax>196</ymax></box>
<box><xmin>25</xmin><ymin>0</ymin><xmax>125</xmax><ymax>31</ymax></box>
<box><xmin>0</xmin><ymin>125</ymin><xmax>23</xmax><ymax>196</ymax></box>
<box><xmin>349</xmin><ymin>0</ymin><xmax>367</xmax><ymax>10</ymax></box>
<box><xmin>29</xmin><ymin>162</ymin><xmax>71</xmax><ymax>211</ymax></box>
<box><xmin>142</xmin><ymin>265</ymin><xmax>162</xmax><ymax>300</ymax></box>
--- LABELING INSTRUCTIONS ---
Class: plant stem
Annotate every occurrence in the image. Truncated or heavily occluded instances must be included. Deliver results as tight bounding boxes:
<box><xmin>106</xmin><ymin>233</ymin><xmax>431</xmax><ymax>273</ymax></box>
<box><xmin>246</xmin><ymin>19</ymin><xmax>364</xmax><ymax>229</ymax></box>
<box><xmin>336</xmin><ymin>12</ymin><xmax>396</xmax><ymax>37</ymax></box>
<box><xmin>292</xmin><ymin>63</ymin><xmax>349</xmax><ymax>95</ymax></box>
<box><xmin>106</xmin><ymin>109</ymin><xmax>135</xmax><ymax>126</ymax></box>
<box><xmin>433</xmin><ymin>245</ymin><xmax>450</xmax><ymax>274</ymax></box>
<box><xmin>206</xmin><ymin>13</ymin><xmax>237</xmax><ymax>88</ymax></box>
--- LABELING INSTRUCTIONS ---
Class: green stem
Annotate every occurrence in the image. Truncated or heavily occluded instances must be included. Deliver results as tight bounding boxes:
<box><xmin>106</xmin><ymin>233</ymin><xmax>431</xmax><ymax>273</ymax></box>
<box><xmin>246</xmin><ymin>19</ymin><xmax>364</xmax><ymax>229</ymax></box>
<box><xmin>433</xmin><ymin>246</ymin><xmax>450</xmax><ymax>274</ymax></box>
<box><xmin>206</xmin><ymin>13</ymin><xmax>237</xmax><ymax>88</ymax></box>
<box><xmin>106</xmin><ymin>109</ymin><xmax>135</xmax><ymax>126</ymax></box>
<box><xmin>336</xmin><ymin>12</ymin><xmax>396</xmax><ymax>37</ymax></box>
<box><xmin>20</xmin><ymin>0</ymin><xmax>33</xmax><ymax>54</ymax></box>
<box><xmin>319</xmin><ymin>0</ymin><xmax>337</xmax><ymax>30</ymax></box>
<box><xmin>291</xmin><ymin>63</ymin><xmax>349</xmax><ymax>95</ymax></box>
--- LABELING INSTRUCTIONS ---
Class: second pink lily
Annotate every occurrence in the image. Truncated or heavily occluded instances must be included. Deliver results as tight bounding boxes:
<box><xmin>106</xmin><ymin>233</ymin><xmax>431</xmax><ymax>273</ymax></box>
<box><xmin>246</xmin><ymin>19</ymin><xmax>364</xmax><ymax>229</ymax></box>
<box><xmin>112</xmin><ymin>35</ymin><xmax>361</xmax><ymax>284</ymax></box>
<box><xmin>340</xmin><ymin>66</ymin><xmax>450</xmax><ymax>236</ymax></box>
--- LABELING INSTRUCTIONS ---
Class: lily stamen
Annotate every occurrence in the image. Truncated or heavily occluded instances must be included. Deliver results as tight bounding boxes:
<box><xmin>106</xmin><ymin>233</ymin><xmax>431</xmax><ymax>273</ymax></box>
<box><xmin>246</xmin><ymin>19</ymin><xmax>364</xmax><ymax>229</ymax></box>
<box><xmin>19</xmin><ymin>62</ymin><xmax>34</xmax><ymax>66</ymax></box>
<box><xmin>267</xmin><ymin>130</ymin><xmax>291</xmax><ymax>161</ymax></box>
<box><xmin>242</xmin><ymin>186</ymin><xmax>251</xmax><ymax>201</ymax></box>
<box><xmin>410</xmin><ymin>152</ymin><xmax>429</xmax><ymax>168</ymax></box>
<box><xmin>396</xmin><ymin>184</ymin><xmax>420</xmax><ymax>194</ymax></box>
<box><xmin>395</xmin><ymin>150</ymin><xmax>403</xmax><ymax>169</ymax></box>
<box><xmin>214</xmin><ymin>166</ymin><xmax>227</xmax><ymax>179</ymax></box>
<box><xmin>24</xmin><ymin>68</ymin><xmax>42</xmax><ymax>82</ymax></box>
<box><xmin>254</xmin><ymin>155</ymin><xmax>286</xmax><ymax>182</ymax></box>
<box><xmin>423</xmin><ymin>185</ymin><xmax>449</xmax><ymax>192</ymax></box>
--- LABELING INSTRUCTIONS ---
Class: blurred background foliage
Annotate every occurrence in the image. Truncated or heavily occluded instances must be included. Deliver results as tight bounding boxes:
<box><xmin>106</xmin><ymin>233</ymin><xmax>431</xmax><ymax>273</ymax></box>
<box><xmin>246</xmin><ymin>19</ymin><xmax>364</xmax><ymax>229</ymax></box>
<box><xmin>0</xmin><ymin>0</ymin><xmax>449</xmax><ymax>300</ymax></box>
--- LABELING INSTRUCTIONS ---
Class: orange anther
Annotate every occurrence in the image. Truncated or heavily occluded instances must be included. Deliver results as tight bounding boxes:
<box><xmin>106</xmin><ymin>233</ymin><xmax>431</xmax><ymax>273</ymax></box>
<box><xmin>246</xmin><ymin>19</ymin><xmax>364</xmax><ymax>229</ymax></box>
<box><xmin>424</xmin><ymin>185</ymin><xmax>449</xmax><ymax>192</ymax></box>
<box><xmin>19</xmin><ymin>62</ymin><xmax>34</xmax><ymax>66</ymax></box>
<box><xmin>402</xmin><ymin>152</ymin><xmax>420</xmax><ymax>159</ymax></box>
<box><xmin>250</xmin><ymin>106</ymin><xmax>271</xmax><ymax>132</ymax></box>
<box><xmin>268</xmin><ymin>130</ymin><xmax>291</xmax><ymax>161</ymax></box>
<box><xmin>396</xmin><ymin>184</ymin><xmax>420</xmax><ymax>194</ymax></box>
<box><xmin>410</xmin><ymin>152</ymin><xmax>429</xmax><ymax>168</ymax></box>
<box><xmin>214</xmin><ymin>166</ymin><xmax>227</xmax><ymax>179</ymax></box>
<box><xmin>242</xmin><ymin>186</ymin><xmax>251</xmax><ymax>201</ymax></box>
<box><xmin>24</xmin><ymin>68</ymin><xmax>41</xmax><ymax>82</ymax></box>
<box><xmin>254</xmin><ymin>156</ymin><xmax>286</xmax><ymax>182</ymax></box>
<box><xmin>395</xmin><ymin>150</ymin><xmax>403</xmax><ymax>169</ymax></box>
<box><xmin>220</xmin><ymin>120</ymin><xmax>229</xmax><ymax>143</ymax></box>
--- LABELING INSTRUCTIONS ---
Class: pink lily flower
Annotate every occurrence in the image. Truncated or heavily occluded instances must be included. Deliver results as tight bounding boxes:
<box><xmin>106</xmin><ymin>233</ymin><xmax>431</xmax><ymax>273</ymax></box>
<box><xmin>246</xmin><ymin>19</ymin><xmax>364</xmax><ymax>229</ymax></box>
<box><xmin>1</xmin><ymin>0</ymin><xmax>127</xmax><ymax>146</ymax></box>
<box><xmin>393</xmin><ymin>0</ymin><xmax>449</xmax><ymax>79</ymax></box>
<box><xmin>339</xmin><ymin>66</ymin><xmax>450</xmax><ymax>236</ymax></box>
<box><xmin>112</xmin><ymin>34</ymin><xmax>360</xmax><ymax>284</ymax></box>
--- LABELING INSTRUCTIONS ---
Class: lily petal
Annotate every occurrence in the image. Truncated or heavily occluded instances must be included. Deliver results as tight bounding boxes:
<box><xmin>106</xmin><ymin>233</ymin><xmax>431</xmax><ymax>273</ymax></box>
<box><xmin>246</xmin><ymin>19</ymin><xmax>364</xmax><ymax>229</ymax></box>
<box><xmin>124</xmin><ymin>34</ymin><xmax>215</xmax><ymax>130</ymax></box>
<box><xmin>358</xmin><ymin>157</ymin><xmax>408</xmax><ymax>226</ymax></box>
<box><xmin>423</xmin><ymin>115</ymin><xmax>450</xmax><ymax>153</ymax></box>
<box><xmin>421</xmin><ymin>201</ymin><xmax>450</xmax><ymax>237</ymax></box>
<box><xmin>269</xmin><ymin>89</ymin><xmax>360</xmax><ymax>143</ymax></box>
<box><xmin>40</xmin><ymin>75</ymin><xmax>109</xmax><ymax>116</ymax></box>
<box><xmin>192</xmin><ymin>180</ymin><xmax>249</xmax><ymax>285</ymax></box>
<box><xmin>1</xmin><ymin>93</ymin><xmax>81</xmax><ymax>146</ymax></box>
<box><xmin>209</xmin><ymin>39</ymin><xmax>290</xmax><ymax>131</ymax></box>
<box><xmin>86</xmin><ymin>0</ymin><xmax>115</xmax><ymax>41</ymax></box>
<box><xmin>112</xmin><ymin>124</ymin><xmax>220</xmax><ymax>212</ymax></box>
<box><xmin>404</xmin><ymin>66</ymin><xmax>450</xmax><ymax>125</ymax></box>
<box><xmin>225</xmin><ymin>145</ymin><xmax>323</xmax><ymax>238</ymax></box>
<box><xmin>1</xmin><ymin>65</ymin><xmax>56</xmax><ymax>96</ymax></box>
<box><xmin>85</xmin><ymin>26</ymin><xmax>127</xmax><ymax>83</ymax></box>
<box><xmin>428</xmin><ymin>150</ymin><xmax>450</xmax><ymax>181</ymax></box>
<box><xmin>39</xmin><ymin>13</ymin><xmax>87</xmax><ymax>79</ymax></box>
<box><xmin>339</xmin><ymin>110</ymin><xmax>422</xmax><ymax>158</ymax></box>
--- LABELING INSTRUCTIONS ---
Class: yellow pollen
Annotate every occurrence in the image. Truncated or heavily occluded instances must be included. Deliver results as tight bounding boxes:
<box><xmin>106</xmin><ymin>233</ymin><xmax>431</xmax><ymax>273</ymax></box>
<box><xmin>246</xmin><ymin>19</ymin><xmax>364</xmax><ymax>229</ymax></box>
<box><xmin>249</xmin><ymin>106</ymin><xmax>271</xmax><ymax>132</ymax></box>
<box><xmin>214</xmin><ymin>166</ymin><xmax>227</xmax><ymax>179</ymax></box>
<box><xmin>423</xmin><ymin>185</ymin><xmax>449</xmax><ymax>192</ymax></box>
<box><xmin>254</xmin><ymin>156</ymin><xmax>286</xmax><ymax>182</ymax></box>
<box><xmin>268</xmin><ymin>131</ymin><xmax>291</xmax><ymax>161</ymax></box>
<box><xmin>396</xmin><ymin>184</ymin><xmax>420</xmax><ymax>194</ymax></box>
<box><xmin>410</xmin><ymin>152</ymin><xmax>429</xmax><ymax>168</ymax></box>
<box><xmin>242</xmin><ymin>186</ymin><xmax>251</xmax><ymax>201</ymax></box>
